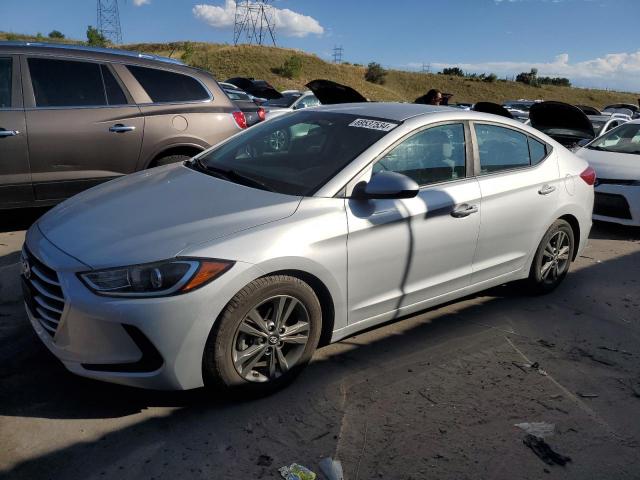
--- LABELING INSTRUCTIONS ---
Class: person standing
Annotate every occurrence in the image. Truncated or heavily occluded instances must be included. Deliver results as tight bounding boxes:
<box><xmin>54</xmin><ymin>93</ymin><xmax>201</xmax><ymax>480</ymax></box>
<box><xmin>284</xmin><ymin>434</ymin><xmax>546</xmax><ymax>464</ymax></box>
<box><xmin>415</xmin><ymin>89</ymin><xmax>443</xmax><ymax>105</ymax></box>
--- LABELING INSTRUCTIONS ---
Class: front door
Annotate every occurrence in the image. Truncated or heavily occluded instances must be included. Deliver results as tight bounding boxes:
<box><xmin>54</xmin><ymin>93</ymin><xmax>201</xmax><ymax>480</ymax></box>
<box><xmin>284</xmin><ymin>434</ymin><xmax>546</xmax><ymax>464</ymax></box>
<box><xmin>23</xmin><ymin>57</ymin><xmax>144</xmax><ymax>201</ymax></box>
<box><xmin>0</xmin><ymin>55</ymin><xmax>32</xmax><ymax>206</ymax></box>
<box><xmin>346</xmin><ymin>122</ymin><xmax>481</xmax><ymax>325</ymax></box>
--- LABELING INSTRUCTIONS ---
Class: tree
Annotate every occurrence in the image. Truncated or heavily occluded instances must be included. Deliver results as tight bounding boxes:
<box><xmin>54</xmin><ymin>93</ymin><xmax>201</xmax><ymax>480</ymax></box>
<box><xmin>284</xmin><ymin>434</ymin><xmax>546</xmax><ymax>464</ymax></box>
<box><xmin>483</xmin><ymin>73</ymin><xmax>498</xmax><ymax>83</ymax></box>
<box><xmin>48</xmin><ymin>30</ymin><xmax>65</xmax><ymax>39</ymax></box>
<box><xmin>441</xmin><ymin>67</ymin><xmax>465</xmax><ymax>77</ymax></box>
<box><xmin>181</xmin><ymin>42</ymin><xmax>195</xmax><ymax>63</ymax></box>
<box><xmin>280</xmin><ymin>55</ymin><xmax>303</xmax><ymax>79</ymax></box>
<box><xmin>86</xmin><ymin>25</ymin><xmax>107</xmax><ymax>47</ymax></box>
<box><xmin>365</xmin><ymin>62</ymin><xmax>387</xmax><ymax>84</ymax></box>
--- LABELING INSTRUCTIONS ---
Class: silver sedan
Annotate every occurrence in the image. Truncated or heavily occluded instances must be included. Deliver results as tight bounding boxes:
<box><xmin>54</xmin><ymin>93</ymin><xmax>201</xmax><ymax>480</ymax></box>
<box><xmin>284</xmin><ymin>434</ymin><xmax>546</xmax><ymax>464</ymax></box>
<box><xmin>22</xmin><ymin>103</ymin><xmax>594</xmax><ymax>394</ymax></box>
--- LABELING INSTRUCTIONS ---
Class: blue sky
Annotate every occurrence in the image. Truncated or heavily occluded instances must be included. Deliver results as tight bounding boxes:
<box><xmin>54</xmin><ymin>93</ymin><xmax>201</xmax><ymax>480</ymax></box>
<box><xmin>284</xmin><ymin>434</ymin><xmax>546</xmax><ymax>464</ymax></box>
<box><xmin>2</xmin><ymin>0</ymin><xmax>639</xmax><ymax>91</ymax></box>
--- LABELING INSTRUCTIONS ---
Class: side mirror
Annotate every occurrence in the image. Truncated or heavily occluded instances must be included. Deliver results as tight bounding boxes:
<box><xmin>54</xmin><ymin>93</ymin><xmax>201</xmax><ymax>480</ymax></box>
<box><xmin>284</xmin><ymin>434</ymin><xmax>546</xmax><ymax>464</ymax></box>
<box><xmin>353</xmin><ymin>171</ymin><xmax>419</xmax><ymax>200</ymax></box>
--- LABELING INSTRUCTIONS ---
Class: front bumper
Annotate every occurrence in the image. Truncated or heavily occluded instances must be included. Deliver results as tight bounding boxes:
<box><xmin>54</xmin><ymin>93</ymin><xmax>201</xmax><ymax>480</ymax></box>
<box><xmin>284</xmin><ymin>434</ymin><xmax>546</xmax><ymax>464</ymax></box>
<box><xmin>24</xmin><ymin>225</ymin><xmax>263</xmax><ymax>390</ymax></box>
<box><xmin>593</xmin><ymin>184</ymin><xmax>640</xmax><ymax>226</ymax></box>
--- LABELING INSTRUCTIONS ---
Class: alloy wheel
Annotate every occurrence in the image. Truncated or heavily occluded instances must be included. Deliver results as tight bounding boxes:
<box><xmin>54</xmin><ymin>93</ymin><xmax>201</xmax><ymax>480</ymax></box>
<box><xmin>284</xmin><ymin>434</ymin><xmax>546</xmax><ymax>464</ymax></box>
<box><xmin>540</xmin><ymin>230</ymin><xmax>571</xmax><ymax>284</ymax></box>
<box><xmin>232</xmin><ymin>295</ymin><xmax>310</xmax><ymax>382</ymax></box>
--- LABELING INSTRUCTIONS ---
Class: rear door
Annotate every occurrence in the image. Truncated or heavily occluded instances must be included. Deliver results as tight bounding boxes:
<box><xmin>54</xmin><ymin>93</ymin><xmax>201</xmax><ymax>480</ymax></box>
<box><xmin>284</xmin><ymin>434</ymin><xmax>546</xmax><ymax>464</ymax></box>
<box><xmin>23</xmin><ymin>57</ymin><xmax>144</xmax><ymax>201</ymax></box>
<box><xmin>471</xmin><ymin>122</ymin><xmax>560</xmax><ymax>283</ymax></box>
<box><xmin>0</xmin><ymin>55</ymin><xmax>32</xmax><ymax>206</ymax></box>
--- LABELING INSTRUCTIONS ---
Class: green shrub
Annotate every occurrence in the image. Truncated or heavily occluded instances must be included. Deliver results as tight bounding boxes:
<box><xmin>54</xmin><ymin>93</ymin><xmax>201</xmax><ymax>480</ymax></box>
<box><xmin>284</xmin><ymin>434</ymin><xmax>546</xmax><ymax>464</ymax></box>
<box><xmin>274</xmin><ymin>55</ymin><xmax>303</xmax><ymax>79</ymax></box>
<box><xmin>365</xmin><ymin>62</ymin><xmax>387</xmax><ymax>84</ymax></box>
<box><xmin>48</xmin><ymin>30</ymin><xmax>65</xmax><ymax>39</ymax></box>
<box><xmin>86</xmin><ymin>26</ymin><xmax>107</xmax><ymax>47</ymax></box>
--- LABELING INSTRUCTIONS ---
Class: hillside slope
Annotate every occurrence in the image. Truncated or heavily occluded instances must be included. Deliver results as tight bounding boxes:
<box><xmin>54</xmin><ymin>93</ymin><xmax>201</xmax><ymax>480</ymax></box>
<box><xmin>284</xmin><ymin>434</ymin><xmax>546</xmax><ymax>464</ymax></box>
<box><xmin>2</xmin><ymin>32</ymin><xmax>637</xmax><ymax>108</ymax></box>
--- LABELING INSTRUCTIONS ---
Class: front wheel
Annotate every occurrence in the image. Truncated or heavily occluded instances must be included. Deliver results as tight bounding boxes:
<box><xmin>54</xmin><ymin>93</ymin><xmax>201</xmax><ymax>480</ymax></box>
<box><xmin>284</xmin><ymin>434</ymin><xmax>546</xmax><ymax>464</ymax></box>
<box><xmin>202</xmin><ymin>275</ymin><xmax>322</xmax><ymax>396</ymax></box>
<box><xmin>527</xmin><ymin>219</ymin><xmax>574</xmax><ymax>294</ymax></box>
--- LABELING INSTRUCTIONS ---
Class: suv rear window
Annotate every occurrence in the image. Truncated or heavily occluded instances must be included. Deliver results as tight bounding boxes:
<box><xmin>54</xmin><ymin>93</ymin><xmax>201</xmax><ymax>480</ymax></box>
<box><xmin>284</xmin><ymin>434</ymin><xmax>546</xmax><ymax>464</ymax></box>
<box><xmin>28</xmin><ymin>58</ymin><xmax>107</xmax><ymax>107</ymax></box>
<box><xmin>127</xmin><ymin>65</ymin><xmax>209</xmax><ymax>103</ymax></box>
<box><xmin>0</xmin><ymin>58</ymin><xmax>11</xmax><ymax>108</ymax></box>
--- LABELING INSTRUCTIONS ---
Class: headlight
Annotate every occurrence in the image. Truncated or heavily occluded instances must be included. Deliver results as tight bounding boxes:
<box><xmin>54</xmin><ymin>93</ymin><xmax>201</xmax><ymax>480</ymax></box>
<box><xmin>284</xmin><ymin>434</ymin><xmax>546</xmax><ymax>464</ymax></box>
<box><xmin>79</xmin><ymin>258</ymin><xmax>234</xmax><ymax>298</ymax></box>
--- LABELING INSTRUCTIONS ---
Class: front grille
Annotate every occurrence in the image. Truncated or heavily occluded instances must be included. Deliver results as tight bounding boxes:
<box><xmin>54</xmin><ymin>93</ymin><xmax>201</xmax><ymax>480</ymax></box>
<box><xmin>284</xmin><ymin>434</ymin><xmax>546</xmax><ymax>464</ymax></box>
<box><xmin>21</xmin><ymin>247</ymin><xmax>66</xmax><ymax>336</ymax></box>
<box><xmin>594</xmin><ymin>192</ymin><xmax>632</xmax><ymax>220</ymax></box>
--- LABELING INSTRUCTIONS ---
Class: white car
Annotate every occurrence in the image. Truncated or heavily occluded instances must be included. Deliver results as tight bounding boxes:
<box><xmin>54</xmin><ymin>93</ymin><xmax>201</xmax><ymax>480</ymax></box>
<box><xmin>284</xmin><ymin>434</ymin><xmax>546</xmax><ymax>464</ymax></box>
<box><xmin>576</xmin><ymin>120</ymin><xmax>640</xmax><ymax>226</ymax></box>
<box><xmin>263</xmin><ymin>91</ymin><xmax>321</xmax><ymax>120</ymax></box>
<box><xmin>22</xmin><ymin>103</ymin><xmax>594</xmax><ymax>394</ymax></box>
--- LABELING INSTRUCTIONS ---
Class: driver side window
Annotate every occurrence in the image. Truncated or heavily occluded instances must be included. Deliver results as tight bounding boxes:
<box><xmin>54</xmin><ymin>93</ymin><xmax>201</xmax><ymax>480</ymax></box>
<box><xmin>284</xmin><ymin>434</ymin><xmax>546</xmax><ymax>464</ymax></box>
<box><xmin>372</xmin><ymin>123</ymin><xmax>466</xmax><ymax>186</ymax></box>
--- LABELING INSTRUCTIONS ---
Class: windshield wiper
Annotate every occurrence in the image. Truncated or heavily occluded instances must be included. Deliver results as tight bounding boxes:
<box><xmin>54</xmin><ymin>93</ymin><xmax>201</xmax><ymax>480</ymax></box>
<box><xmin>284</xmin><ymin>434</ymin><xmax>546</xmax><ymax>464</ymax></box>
<box><xmin>198</xmin><ymin>163</ymin><xmax>275</xmax><ymax>192</ymax></box>
<box><xmin>587</xmin><ymin>145</ymin><xmax>607</xmax><ymax>151</ymax></box>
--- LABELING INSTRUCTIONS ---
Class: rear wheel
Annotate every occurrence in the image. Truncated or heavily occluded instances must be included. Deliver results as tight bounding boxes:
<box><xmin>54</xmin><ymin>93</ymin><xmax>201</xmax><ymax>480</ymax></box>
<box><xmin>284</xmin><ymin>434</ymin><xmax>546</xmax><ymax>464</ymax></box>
<box><xmin>202</xmin><ymin>275</ymin><xmax>321</xmax><ymax>396</ymax></box>
<box><xmin>528</xmin><ymin>219</ymin><xmax>574</xmax><ymax>294</ymax></box>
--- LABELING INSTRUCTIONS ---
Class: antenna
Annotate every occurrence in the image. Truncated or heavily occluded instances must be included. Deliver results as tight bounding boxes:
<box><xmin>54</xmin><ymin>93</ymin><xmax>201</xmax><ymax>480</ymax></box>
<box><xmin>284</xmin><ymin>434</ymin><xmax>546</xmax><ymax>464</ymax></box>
<box><xmin>97</xmin><ymin>0</ymin><xmax>122</xmax><ymax>44</ymax></box>
<box><xmin>332</xmin><ymin>45</ymin><xmax>344</xmax><ymax>64</ymax></box>
<box><xmin>234</xmin><ymin>0</ymin><xmax>276</xmax><ymax>46</ymax></box>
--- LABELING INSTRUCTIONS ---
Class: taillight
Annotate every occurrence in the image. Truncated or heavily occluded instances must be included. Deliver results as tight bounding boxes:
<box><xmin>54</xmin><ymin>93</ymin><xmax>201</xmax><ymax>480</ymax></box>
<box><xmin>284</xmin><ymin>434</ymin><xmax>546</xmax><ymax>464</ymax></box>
<box><xmin>580</xmin><ymin>166</ymin><xmax>596</xmax><ymax>185</ymax></box>
<box><xmin>232</xmin><ymin>111</ymin><xmax>247</xmax><ymax>129</ymax></box>
<box><xmin>257</xmin><ymin>107</ymin><xmax>266</xmax><ymax>121</ymax></box>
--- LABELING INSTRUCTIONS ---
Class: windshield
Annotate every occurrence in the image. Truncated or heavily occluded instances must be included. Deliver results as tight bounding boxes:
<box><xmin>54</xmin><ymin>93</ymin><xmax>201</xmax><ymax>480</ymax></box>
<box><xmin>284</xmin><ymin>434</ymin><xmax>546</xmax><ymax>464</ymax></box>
<box><xmin>588</xmin><ymin>123</ymin><xmax>640</xmax><ymax>155</ymax></box>
<box><xmin>264</xmin><ymin>95</ymin><xmax>300</xmax><ymax>108</ymax></box>
<box><xmin>197</xmin><ymin>111</ymin><xmax>397</xmax><ymax>196</ymax></box>
<box><xmin>225</xmin><ymin>89</ymin><xmax>252</xmax><ymax>102</ymax></box>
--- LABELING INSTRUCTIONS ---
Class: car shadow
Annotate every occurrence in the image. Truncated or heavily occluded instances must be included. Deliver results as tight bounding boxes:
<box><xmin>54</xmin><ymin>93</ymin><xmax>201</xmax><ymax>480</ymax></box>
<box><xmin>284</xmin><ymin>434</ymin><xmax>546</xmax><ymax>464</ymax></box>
<box><xmin>589</xmin><ymin>220</ymin><xmax>640</xmax><ymax>240</ymax></box>
<box><xmin>0</xmin><ymin>206</ymin><xmax>51</xmax><ymax>233</ymax></box>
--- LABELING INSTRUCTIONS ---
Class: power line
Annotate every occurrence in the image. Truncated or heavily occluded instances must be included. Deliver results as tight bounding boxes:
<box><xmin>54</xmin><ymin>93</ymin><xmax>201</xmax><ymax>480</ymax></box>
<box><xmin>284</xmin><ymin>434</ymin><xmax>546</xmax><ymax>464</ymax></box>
<box><xmin>332</xmin><ymin>45</ymin><xmax>344</xmax><ymax>64</ymax></box>
<box><xmin>97</xmin><ymin>0</ymin><xmax>122</xmax><ymax>44</ymax></box>
<box><xmin>234</xmin><ymin>0</ymin><xmax>276</xmax><ymax>46</ymax></box>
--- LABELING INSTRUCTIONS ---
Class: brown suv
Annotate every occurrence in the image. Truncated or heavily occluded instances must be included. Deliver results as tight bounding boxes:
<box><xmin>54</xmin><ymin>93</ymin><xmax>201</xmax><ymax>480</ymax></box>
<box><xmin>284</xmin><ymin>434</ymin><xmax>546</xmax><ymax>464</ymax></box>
<box><xmin>0</xmin><ymin>42</ymin><xmax>245</xmax><ymax>209</ymax></box>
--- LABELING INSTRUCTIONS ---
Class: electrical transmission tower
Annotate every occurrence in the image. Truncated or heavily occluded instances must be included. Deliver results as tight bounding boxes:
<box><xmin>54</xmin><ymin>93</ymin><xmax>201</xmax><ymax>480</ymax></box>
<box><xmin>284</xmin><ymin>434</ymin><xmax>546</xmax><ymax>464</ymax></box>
<box><xmin>332</xmin><ymin>45</ymin><xmax>344</xmax><ymax>64</ymax></box>
<box><xmin>234</xmin><ymin>0</ymin><xmax>276</xmax><ymax>46</ymax></box>
<box><xmin>97</xmin><ymin>0</ymin><xmax>122</xmax><ymax>44</ymax></box>
<box><xmin>421</xmin><ymin>62</ymin><xmax>431</xmax><ymax>73</ymax></box>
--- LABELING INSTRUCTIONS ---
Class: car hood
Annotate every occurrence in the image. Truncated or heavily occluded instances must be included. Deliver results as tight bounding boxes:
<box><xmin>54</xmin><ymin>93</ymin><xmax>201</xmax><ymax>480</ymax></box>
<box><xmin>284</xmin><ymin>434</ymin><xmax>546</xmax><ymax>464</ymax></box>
<box><xmin>305</xmin><ymin>79</ymin><xmax>367</xmax><ymax>104</ymax></box>
<box><xmin>576</xmin><ymin>148</ymin><xmax>640</xmax><ymax>180</ymax></box>
<box><xmin>529</xmin><ymin>101</ymin><xmax>595</xmax><ymax>142</ymax></box>
<box><xmin>37</xmin><ymin>165</ymin><xmax>301</xmax><ymax>268</ymax></box>
<box><xmin>473</xmin><ymin>102</ymin><xmax>513</xmax><ymax>118</ymax></box>
<box><xmin>225</xmin><ymin>77</ymin><xmax>282</xmax><ymax>100</ymax></box>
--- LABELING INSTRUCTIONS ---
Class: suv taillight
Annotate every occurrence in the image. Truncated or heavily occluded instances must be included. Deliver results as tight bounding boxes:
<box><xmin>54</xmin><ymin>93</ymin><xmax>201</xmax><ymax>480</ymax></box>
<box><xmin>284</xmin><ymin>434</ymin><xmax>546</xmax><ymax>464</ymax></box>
<box><xmin>232</xmin><ymin>111</ymin><xmax>247</xmax><ymax>129</ymax></box>
<box><xmin>257</xmin><ymin>107</ymin><xmax>266</xmax><ymax>121</ymax></box>
<box><xmin>580</xmin><ymin>166</ymin><xmax>596</xmax><ymax>185</ymax></box>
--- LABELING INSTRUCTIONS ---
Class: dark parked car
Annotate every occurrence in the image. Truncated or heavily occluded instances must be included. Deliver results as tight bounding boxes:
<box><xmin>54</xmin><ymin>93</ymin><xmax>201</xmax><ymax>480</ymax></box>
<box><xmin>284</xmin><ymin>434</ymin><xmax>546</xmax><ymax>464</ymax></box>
<box><xmin>222</xmin><ymin>86</ymin><xmax>265</xmax><ymax>127</ymax></box>
<box><xmin>0</xmin><ymin>42</ymin><xmax>246</xmax><ymax>209</ymax></box>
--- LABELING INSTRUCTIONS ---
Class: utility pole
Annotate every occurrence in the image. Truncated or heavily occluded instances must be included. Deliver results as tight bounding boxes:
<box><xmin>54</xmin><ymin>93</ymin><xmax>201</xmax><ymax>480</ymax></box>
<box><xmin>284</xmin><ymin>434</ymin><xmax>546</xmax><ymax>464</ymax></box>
<box><xmin>234</xmin><ymin>0</ymin><xmax>277</xmax><ymax>46</ymax></box>
<box><xmin>97</xmin><ymin>0</ymin><xmax>122</xmax><ymax>44</ymax></box>
<box><xmin>332</xmin><ymin>45</ymin><xmax>344</xmax><ymax>64</ymax></box>
<box><xmin>421</xmin><ymin>62</ymin><xmax>431</xmax><ymax>73</ymax></box>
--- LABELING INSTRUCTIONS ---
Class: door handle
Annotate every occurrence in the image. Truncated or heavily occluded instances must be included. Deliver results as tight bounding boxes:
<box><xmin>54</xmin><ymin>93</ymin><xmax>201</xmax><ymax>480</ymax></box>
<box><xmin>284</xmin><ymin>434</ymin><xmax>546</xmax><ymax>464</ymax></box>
<box><xmin>451</xmin><ymin>203</ymin><xmax>478</xmax><ymax>218</ymax></box>
<box><xmin>109</xmin><ymin>124</ymin><xmax>136</xmax><ymax>133</ymax></box>
<box><xmin>538</xmin><ymin>184</ymin><xmax>556</xmax><ymax>195</ymax></box>
<box><xmin>0</xmin><ymin>130</ymin><xmax>19</xmax><ymax>137</ymax></box>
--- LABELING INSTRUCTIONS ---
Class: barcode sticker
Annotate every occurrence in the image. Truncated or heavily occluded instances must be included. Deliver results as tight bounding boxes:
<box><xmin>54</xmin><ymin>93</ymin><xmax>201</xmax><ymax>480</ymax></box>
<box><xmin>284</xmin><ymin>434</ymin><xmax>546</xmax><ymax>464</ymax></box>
<box><xmin>348</xmin><ymin>118</ymin><xmax>398</xmax><ymax>131</ymax></box>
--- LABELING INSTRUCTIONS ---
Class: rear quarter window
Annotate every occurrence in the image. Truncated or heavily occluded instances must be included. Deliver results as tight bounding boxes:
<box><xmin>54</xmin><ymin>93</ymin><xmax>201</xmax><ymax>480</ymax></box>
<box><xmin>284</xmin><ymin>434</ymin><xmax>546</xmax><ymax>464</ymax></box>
<box><xmin>528</xmin><ymin>137</ymin><xmax>547</xmax><ymax>165</ymax></box>
<box><xmin>127</xmin><ymin>65</ymin><xmax>210</xmax><ymax>103</ymax></box>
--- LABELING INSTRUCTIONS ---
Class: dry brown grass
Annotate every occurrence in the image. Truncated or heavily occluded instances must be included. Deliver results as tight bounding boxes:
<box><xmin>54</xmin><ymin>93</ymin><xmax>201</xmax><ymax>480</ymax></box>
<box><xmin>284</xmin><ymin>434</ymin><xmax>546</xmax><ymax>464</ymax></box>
<box><xmin>3</xmin><ymin>33</ymin><xmax>637</xmax><ymax>109</ymax></box>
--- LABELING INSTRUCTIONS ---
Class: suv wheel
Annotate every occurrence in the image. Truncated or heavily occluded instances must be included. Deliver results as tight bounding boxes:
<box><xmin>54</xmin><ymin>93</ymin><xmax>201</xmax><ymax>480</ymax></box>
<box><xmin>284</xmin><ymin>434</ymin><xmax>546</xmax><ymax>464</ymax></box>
<box><xmin>203</xmin><ymin>275</ymin><xmax>322</xmax><ymax>396</ymax></box>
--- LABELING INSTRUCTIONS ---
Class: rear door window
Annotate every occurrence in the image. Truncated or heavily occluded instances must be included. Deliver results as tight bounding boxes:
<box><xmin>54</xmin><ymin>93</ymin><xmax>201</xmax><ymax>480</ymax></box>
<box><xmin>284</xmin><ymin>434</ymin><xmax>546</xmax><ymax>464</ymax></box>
<box><xmin>127</xmin><ymin>65</ymin><xmax>209</xmax><ymax>103</ymax></box>
<box><xmin>0</xmin><ymin>58</ymin><xmax>11</xmax><ymax>108</ymax></box>
<box><xmin>474</xmin><ymin>124</ymin><xmax>531</xmax><ymax>174</ymax></box>
<box><xmin>373</xmin><ymin>123</ymin><xmax>467</xmax><ymax>186</ymax></box>
<box><xmin>28</xmin><ymin>58</ymin><xmax>107</xmax><ymax>107</ymax></box>
<box><xmin>101</xmin><ymin>65</ymin><xmax>127</xmax><ymax>105</ymax></box>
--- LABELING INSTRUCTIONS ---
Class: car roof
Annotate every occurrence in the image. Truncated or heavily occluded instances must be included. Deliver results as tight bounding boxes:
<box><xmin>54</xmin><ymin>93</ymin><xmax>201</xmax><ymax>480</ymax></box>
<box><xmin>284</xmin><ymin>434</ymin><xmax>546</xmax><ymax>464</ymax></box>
<box><xmin>313</xmin><ymin>103</ymin><xmax>456</xmax><ymax>121</ymax></box>
<box><xmin>0</xmin><ymin>41</ymin><xmax>185</xmax><ymax>66</ymax></box>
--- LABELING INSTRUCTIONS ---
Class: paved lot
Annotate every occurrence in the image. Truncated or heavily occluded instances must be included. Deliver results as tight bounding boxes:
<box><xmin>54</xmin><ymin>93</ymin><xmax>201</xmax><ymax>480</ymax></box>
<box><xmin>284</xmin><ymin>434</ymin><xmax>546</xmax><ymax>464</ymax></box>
<box><xmin>1</xmin><ymin>208</ymin><xmax>639</xmax><ymax>480</ymax></box>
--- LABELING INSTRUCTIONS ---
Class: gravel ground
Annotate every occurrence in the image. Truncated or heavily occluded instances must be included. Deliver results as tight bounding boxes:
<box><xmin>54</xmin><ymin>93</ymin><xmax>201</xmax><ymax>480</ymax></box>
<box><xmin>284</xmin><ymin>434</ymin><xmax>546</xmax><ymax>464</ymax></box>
<box><xmin>0</xmin><ymin>208</ymin><xmax>639</xmax><ymax>480</ymax></box>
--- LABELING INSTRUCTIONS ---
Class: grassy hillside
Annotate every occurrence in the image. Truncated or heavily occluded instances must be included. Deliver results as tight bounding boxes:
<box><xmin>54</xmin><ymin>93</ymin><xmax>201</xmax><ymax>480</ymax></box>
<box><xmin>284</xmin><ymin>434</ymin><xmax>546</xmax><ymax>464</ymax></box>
<box><xmin>2</xmin><ymin>32</ymin><xmax>638</xmax><ymax>108</ymax></box>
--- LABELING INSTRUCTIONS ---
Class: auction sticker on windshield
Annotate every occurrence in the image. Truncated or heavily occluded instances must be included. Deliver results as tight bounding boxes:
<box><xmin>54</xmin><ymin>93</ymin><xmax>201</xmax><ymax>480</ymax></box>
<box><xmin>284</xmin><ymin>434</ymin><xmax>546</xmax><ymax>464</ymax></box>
<box><xmin>348</xmin><ymin>118</ymin><xmax>398</xmax><ymax>131</ymax></box>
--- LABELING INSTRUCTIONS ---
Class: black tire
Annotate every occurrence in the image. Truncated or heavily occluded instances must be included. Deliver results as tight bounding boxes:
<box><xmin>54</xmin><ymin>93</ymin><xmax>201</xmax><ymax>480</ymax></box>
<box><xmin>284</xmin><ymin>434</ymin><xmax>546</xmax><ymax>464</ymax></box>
<box><xmin>202</xmin><ymin>275</ymin><xmax>322</xmax><ymax>397</ymax></box>
<box><xmin>152</xmin><ymin>154</ymin><xmax>191</xmax><ymax>167</ymax></box>
<box><xmin>527</xmin><ymin>219</ymin><xmax>575</xmax><ymax>294</ymax></box>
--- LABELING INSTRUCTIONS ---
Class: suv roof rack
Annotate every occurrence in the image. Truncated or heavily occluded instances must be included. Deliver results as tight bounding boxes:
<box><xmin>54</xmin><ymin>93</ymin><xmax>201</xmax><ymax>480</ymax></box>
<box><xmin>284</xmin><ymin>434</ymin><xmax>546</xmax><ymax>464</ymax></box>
<box><xmin>0</xmin><ymin>41</ymin><xmax>184</xmax><ymax>65</ymax></box>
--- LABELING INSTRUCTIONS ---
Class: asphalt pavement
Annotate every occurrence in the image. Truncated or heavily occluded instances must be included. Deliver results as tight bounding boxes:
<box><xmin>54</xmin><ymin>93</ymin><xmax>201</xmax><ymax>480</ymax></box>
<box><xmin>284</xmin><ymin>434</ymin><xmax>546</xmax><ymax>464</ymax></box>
<box><xmin>1</xmin><ymin>208</ymin><xmax>639</xmax><ymax>480</ymax></box>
